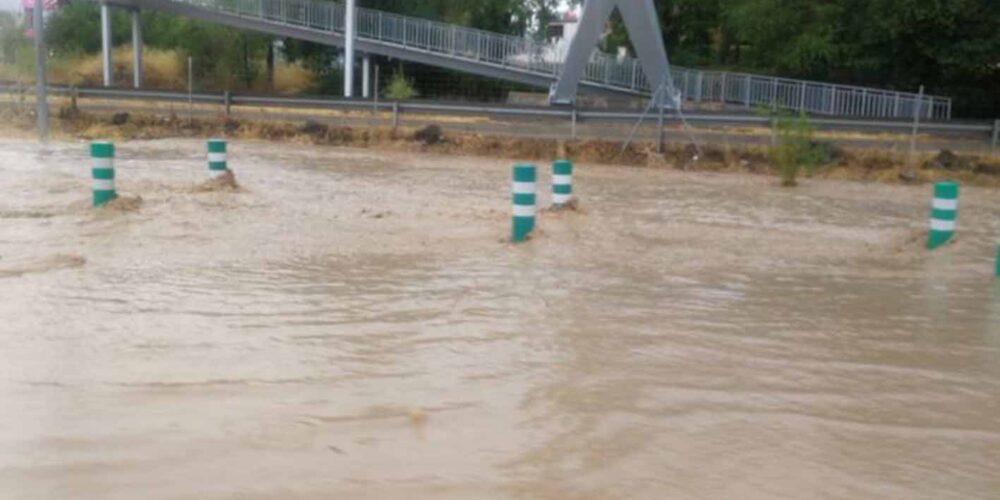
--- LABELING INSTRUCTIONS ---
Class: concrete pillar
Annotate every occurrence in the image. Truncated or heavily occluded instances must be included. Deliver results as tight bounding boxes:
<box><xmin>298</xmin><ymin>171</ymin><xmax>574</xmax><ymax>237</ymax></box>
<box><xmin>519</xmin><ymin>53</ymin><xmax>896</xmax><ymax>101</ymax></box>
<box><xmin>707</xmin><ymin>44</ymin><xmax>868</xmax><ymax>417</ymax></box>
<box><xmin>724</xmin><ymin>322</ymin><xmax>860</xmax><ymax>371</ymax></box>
<box><xmin>131</xmin><ymin>10</ymin><xmax>142</xmax><ymax>89</ymax></box>
<box><xmin>101</xmin><ymin>3</ymin><xmax>112</xmax><ymax>87</ymax></box>
<box><xmin>362</xmin><ymin>54</ymin><xmax>370</xmax><ymax>98</ymax></box>
<box><xmin>344</xmin><ymin>0</ymin><xmax>355</xmax><ymax>97</ymax></box>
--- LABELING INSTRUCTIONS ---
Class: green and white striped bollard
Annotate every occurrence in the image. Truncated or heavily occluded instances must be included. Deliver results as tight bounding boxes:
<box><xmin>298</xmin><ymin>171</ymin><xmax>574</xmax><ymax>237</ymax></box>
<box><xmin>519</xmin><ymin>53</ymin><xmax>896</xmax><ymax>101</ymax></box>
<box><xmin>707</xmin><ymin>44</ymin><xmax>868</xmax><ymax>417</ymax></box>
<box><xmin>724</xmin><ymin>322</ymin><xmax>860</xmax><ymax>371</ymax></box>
<box><xmin>927</xmin><ymin>181</ymin><xmax>959</xmax><ymax>250</ymax></box>
<box><xmin>552</xmin><ymin>159</ymin><xmax>573</xmax><ymax>208</ymax></box>
<box><xmin>207</xmin><ymin>139</ymin><xmax>228</xmax><ymax>178</ymax></box>
<box><xmin>90</xmin><ymin>141</ymin><xmax>116</xmax><ymax>207</ymax></box>
<box><xmin>995</xmin><ymin>240</ymin><xmax>1000</xmax><ymax>279</ymax></box>
<box><xmin>512</xmin><ymin>164</ymin><xmax>537</xmax><ymax>243</ymax></box>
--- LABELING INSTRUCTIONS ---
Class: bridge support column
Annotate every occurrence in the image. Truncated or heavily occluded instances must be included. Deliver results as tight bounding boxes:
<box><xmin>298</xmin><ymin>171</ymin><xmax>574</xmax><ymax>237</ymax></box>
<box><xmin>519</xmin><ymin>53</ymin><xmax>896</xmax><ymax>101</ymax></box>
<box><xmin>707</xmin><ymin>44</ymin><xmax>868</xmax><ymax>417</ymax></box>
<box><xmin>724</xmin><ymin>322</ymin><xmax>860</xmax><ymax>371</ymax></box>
<box><xmin>362</xmin><ymin>54</ymin><xmax>370</xmax><ymax>99</ymax></box>
<box><xmin>344</xmin><ymin>0</ymin><xmax>356</xmax><ymax>97</ymax></box>
<box><xmin>101</xmin><ymin>3</ymin><xmax>112</xmax><ymax>87</ymax></box>
<box><xmin>131</xmin><ymin>9</ymin><xmax>142</xmax><ymax>89</ymax></box>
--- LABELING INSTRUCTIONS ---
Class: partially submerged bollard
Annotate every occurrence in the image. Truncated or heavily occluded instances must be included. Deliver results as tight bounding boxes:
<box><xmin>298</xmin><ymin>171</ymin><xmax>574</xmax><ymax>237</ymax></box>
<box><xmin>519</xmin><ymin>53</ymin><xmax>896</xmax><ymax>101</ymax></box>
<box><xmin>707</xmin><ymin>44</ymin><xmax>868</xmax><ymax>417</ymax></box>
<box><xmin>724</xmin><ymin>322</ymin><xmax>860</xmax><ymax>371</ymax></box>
<box><xmin>90</xmin><ymin>141</ymin><xmax>116</xmax><ymax>207</ymax></box>
<box><xmin>995</xmin><ymin>240</ymin><xmax>1000</xmax><ymax>279</ymax></box>
<box><xmin>551</xmin><ymin>159</ymin><xmax>573</xmax><ymax>208</ymax></box>
<box><xmin>928</xmin><ymin>181</ymin><xmax>959</xmax><ymax>250</ymax></box>
<box><xmin>512</xmin><ymin>164</ymin><xmax>537</xmax><ymax>243</ymax></box>
<box><xmin>207</xmin><ymin>139</ymin><xmax>228</xmax><ymax>178</ymax></box>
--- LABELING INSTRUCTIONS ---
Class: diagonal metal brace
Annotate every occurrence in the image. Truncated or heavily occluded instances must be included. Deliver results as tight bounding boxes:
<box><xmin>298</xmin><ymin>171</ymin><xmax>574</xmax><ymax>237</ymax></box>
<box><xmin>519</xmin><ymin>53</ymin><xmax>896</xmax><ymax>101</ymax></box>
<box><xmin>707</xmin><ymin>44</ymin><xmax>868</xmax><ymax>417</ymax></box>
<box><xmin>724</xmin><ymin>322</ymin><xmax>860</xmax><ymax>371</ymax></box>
<box><xmin>550</xmin><ymin>0</ymin><xmax>672</xmax><ymax>106</ymax></box>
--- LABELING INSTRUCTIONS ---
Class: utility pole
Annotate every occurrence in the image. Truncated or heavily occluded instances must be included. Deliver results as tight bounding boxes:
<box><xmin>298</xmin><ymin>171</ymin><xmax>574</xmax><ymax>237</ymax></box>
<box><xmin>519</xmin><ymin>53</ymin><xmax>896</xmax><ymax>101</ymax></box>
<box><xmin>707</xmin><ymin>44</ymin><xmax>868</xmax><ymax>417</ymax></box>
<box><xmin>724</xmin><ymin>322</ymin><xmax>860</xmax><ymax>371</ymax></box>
<box><xmin>344</xmin><ymin>0</ymin><xmax>356</xmax><ymax>97</ymax></box>
<box><xmin>33</xmin><ymin>0</ymin><xmax>48</xmax><ymax>142</ymax></box>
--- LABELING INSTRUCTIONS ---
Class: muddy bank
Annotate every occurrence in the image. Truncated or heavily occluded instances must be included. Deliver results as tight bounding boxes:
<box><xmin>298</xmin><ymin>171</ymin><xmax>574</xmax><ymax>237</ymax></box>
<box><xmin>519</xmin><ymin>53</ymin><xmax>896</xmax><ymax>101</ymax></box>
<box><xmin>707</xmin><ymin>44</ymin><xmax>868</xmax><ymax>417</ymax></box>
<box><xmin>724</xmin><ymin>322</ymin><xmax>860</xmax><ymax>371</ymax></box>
<box><xmin>2</xmin><ymin>107</ymin><xmax>999</xmax><ymax>187</ymax></box>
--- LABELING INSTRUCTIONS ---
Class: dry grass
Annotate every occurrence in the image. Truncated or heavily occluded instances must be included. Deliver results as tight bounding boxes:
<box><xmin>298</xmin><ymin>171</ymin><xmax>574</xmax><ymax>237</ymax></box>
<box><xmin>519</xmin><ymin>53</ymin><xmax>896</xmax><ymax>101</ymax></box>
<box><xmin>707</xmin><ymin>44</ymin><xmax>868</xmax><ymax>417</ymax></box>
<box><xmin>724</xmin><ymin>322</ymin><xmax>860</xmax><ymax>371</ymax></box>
<box><xmin>2</xmin><ymin>106</ymin><xmax>998</xmax><ymax>188</ymax></box>
<box><xmin>0</xmin><ymin>47</ymin><xmax>318</xmax><ymax>94</ymax></box>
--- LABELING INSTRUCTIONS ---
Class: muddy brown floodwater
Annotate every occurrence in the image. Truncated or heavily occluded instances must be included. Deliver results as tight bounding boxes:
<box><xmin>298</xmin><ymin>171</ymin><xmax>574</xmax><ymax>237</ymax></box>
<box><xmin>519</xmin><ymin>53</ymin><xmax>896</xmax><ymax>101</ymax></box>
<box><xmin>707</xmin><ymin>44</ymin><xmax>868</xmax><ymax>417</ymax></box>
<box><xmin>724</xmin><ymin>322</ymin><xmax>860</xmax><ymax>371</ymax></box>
<box><xmin>1</xmin><ymin>138</ymin><xmax>998</xmax><ymax>500</ymax></box>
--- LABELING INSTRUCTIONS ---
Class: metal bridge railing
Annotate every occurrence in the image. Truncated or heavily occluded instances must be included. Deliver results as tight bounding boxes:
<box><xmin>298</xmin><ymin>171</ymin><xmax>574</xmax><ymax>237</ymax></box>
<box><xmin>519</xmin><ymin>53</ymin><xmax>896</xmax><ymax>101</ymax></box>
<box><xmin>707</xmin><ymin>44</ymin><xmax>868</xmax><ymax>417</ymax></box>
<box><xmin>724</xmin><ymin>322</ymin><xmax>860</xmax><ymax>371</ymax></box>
<box><xmin>189</xmin><ymin>0</ymin><xmax>952</xmax><ymax>120</ymax></box>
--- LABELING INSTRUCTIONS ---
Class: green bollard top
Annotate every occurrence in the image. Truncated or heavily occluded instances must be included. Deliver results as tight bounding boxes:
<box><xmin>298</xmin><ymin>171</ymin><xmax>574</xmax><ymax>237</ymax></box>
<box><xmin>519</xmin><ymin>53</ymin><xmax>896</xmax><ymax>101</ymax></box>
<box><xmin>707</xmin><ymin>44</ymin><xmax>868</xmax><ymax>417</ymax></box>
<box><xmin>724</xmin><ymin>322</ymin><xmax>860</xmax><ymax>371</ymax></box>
<box><xmin>207</xmin><ymin>139</ymin><xmax>227</xmax><ymax>153</ymax></box>
<box><xmin>513</xmin><ymin>164</ymin><xmax>537</xmax><ymax>182</ymax></box>
<box><xmin>933</xmin><ymin>181</ymin><xmax>959</xmax><ymax>199</ymax></box>
<box><xmin>90</xmin><ymin>141</ymin><xmax>114</xmax><ymax>158</ymax></box>
<box><xmin>553</xmin><ymin>159</ymin><xmax>573</xmax><ymax>175</ymax></box>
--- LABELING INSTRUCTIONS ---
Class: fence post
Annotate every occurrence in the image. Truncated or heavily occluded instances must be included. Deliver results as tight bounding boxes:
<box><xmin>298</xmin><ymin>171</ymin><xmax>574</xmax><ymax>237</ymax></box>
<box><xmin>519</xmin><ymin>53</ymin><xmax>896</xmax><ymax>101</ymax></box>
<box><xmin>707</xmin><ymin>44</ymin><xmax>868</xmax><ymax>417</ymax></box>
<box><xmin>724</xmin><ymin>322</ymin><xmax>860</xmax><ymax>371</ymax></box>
<box><xmin>695</xmin><ymin>72</ymin><xmax>703</xmax><ymax>102</ymax></box>
<box><xmin>799</xmin><ymin>82</ymin><xmax>806</xmax><ymax>113</ymax></box>
<box><xmin>829</xmin><ymin>85</ymin><xmax>837</xmax><ymax>115</ymax></box>
<box><xmin>770</xmin><ymin>77</ymin><xmax>778</xmax><ymax>110</ymax></box>
<box><xmin>991</xmin><ymin>119</ymin><xmax>999</xmax><ymax>154</ymax></box>
<box><xmin>720</xmin><ymin>73</ymin><xmax>727</xmax><ymax>103</ymax></box>
<box><xmin>893</xmin><ymin>92</ymin><xmax>900</xmax><ymax>118</ymax></box>
<box><xmin>657</xmin><ymin>92</ymin><xmax>665</xmax><ymax>154</ymax></box>
<box><xmin>744</xmin><ymin>75</ymin><xmax>751</xmax><ymax>109</ymax></box>
<box><xmin>570</xmin><ymin>107</ymin><xmax>578</xmax><ymax>141</ymax></box>
<box><xmin>906</xmin><ymin>85</ymin><xmax>925</xmax><ymax>175</ymax></box>
<box><xmin>392</xmin><ymin>101</ymin><xmax>400</xmax><ymax>130</ymax></box>
<box><xmin>224</xmin><ymin>90</ymin><xmax>231</xmax><ymax>116</ymax></box>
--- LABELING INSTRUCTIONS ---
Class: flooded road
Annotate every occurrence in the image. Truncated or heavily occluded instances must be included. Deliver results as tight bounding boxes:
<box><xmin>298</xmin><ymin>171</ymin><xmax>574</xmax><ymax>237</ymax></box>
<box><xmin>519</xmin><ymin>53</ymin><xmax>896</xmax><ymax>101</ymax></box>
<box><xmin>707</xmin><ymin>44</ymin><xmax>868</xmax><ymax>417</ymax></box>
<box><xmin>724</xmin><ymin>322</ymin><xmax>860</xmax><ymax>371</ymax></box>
<box><xmin>1</xmin><ymin>138</ymin><xmax>998</xmax><ymax>499</ymax></box>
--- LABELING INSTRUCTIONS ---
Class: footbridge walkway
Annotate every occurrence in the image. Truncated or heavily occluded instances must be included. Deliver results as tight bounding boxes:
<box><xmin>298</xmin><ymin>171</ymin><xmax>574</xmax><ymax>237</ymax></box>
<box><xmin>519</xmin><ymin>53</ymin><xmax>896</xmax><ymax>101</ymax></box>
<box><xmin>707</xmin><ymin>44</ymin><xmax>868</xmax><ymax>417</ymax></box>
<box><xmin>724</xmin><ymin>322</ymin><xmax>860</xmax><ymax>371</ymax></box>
<box><xmin>98</xmin><ymin>0</ymin><xmax>952</xmax><ymax>119</ymax></box>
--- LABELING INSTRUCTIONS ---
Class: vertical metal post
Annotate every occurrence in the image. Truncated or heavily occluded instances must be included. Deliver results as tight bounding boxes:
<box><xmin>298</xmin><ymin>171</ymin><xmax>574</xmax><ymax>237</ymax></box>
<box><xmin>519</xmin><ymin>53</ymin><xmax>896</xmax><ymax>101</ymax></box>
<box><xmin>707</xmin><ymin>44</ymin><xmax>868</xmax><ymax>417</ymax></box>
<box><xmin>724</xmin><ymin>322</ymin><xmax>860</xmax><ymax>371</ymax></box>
<box><xmin>224</xmin><ymin>90</ymin><xmax>231</xmax><ymax>116</ymax></box>
<box><xmin>695</xmin><ymin>71</ymin><xmax>703</xmax><ymax>102</ymax></box>
<box><xmin>373</xmin><ymin>63</ymin><xmax>379</xmax><ymax>114</ymax></box>
<box><xmin>893</xmin><ymin>92</ymin><xmax>900</xmax><ymax>118</ymax></box>
<box><xmin>101</xmin><ymin>3</ymin><xmax>112</xmax><ymax>87</ymax></box>
<box><xmin>720</xmin><ymin>73</ymin><xmax>727</xmax><ymax>103</ymax></box>
<box><xmin>907</xmin><ymin>85</ymin><xmax>924</xmax><ymax>173</ymax></box>
<box><xmin>571</xmin><ymin>106</ymin><xmax>578</xmax><ymax>140</ymax></box>
<box><xmin>991</xmin><ymin>119</ymin><xmax>998</xmax><ymax>154</ymax></box>
<box><xmin>799</xmin><ymin>82</ymin><xmax>806</xmax><ymax>112</ymax></box>
<box><xmin>344</xmin><ymin>0</ymin><xmax>355</xmax><ymax>97</ymax></box>
<box><xmin>657</xmin><ymin>90</ymin><xmax>665</xmax><ymax>154</ymax></box>
<box><xmin>131</xmin><ymin>9</ymin><xmax>142</xmax><ymax>89</ymax></box>
<box><xmin>33</xmin><ymin>0</ymin><xmax>47</xmax><ymax>142</ymax></box>
<box><xmin>392</xmin><ymin>101</ymin><xmax>399</xmax><ymax>130</ymax></box>
<box><xmin>744</xmin><ymin>75</ymin><xmax>751</xmax><ymax>109</ymax></box>
<box><xmin>361</xmin><ymin>54</ymin><xmax>370</xmax><ymax>99</ymax></box>
<box><xmin>770</xmin><ymin>77</ymin><xmax>778</xmax><ymax>110</ymax></box>
<box><xmin>829</xmin><ymin>86</ymin><xmax>837</xmax><ymax>115</ymax></box>
<box><xmin>187</xmin><ymin>56</ymin><xmax>193</xmax><ymax>125</ymax></box>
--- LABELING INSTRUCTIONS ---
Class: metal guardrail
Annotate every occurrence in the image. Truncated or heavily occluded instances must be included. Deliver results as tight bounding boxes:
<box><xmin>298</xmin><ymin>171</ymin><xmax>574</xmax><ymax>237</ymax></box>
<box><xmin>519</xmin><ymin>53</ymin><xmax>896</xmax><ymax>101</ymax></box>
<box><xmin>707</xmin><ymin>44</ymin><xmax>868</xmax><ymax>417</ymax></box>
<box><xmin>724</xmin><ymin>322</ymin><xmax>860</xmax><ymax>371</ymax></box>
<box><xmin>160</xmin><ymin>0</ymin><xmax>953</xmax><ymax>120</ymax></box>
<box><xmin>0</xmin><ymin>84</ymin><xmax>990</xmax><ymax>140</ymax></box>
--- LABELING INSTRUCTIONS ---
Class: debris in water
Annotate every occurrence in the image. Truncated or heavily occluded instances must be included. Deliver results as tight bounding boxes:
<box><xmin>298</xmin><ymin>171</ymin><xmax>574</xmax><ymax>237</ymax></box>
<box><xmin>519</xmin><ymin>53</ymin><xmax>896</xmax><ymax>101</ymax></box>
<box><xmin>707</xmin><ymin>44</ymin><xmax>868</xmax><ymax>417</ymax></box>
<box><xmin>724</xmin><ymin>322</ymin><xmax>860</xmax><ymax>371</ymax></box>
<box><xmin>0</xmin><ymin>254</ymin><xmax>86</xmax><ymax>278</ymax></box>
<box><xmin>408</xmin><ymin>408</ymin><xmax>428</xmax><ymax>426</ymax></box>
<box><xmin>98</xmin><ymin>195</ymin><xmax>144</xmax><ymax>213</ymax></box>
<box><xmin>193</xmin><ymin>170</ymin><xmax>241</xmax><ymax>192</ymax></box>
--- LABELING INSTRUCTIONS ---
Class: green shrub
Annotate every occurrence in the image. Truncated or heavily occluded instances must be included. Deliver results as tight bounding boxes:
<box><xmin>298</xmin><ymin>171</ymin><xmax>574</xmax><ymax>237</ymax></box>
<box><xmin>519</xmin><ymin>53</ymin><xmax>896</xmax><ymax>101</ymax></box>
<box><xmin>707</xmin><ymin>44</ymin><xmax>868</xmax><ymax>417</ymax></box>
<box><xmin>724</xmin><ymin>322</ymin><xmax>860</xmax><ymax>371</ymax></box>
<box><xmin>384</xmin><ymin>70</ymin><xmax>416</xmax><ymax>101</ymax></box>
<box><xmin>770</xmin><ymin>110</ymin><xmax>825</xmax><ymax>187</ymax></box>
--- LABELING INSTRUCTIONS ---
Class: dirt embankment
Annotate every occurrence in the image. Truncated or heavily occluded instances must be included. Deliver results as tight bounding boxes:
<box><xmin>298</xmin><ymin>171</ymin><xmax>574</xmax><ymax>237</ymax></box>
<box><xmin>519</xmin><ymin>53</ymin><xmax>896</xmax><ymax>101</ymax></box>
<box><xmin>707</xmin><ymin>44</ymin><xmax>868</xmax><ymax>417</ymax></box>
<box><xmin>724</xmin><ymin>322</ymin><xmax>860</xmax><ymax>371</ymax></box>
<box><xmin>3</xmin><ymin>106</ymin><xmax>999</xmax><ymax>187</ymax></box>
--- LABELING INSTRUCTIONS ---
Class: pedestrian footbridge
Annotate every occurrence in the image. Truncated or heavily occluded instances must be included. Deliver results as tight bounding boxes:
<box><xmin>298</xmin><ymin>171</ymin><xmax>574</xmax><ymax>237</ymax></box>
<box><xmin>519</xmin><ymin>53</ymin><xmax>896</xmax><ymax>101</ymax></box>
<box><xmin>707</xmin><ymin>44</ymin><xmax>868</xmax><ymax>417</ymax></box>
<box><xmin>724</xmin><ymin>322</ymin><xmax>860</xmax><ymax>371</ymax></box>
<box><xmin>98</xmin><ymin>0</ymin><xmax>952</xmax><ymax>119</ymax></box>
